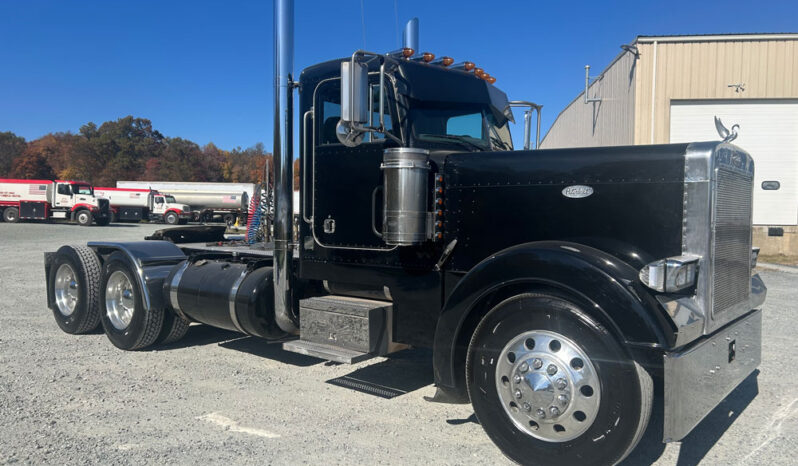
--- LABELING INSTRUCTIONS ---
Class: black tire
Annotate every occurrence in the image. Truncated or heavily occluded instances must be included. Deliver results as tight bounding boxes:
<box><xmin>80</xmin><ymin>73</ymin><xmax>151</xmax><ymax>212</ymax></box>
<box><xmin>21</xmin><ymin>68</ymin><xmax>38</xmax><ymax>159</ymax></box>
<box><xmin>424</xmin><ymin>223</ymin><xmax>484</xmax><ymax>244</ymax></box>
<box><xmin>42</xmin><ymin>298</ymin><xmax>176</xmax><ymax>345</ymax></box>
<box><xmin>164</xmin><ymin>212</ymin><xmax>179</xmax><ymax>225</ymax></box>
<box><xmin>110</xmin><ymin>210</ymin><xmax>118</xmax><ymax>223</ymax></box>
<box><xmin>223</xmin><ymin>213</ymin><xmax>236</xmax><ymax>225</ymax></box>
<box><xmin>156</xmin><ymin>310</ymin><xmax>190</xmax><ymax>345</ymax></box>
<box><xmin>95</xmin><ymin>217</ymin><xmax>111</xmax><ymax>226</ymax></box>
<box><xmin>99</xmin><ymin>252</ymin><xmax>164</xmax><ymax>350</ymax></box>
<box><xmin>48</xmin><ymin>245</ymin><xmax>102</xmax><ymax>334</ymax></box>
<box><xmin>3</xmin><ymin>207</ymin><xmax>20</xmax><ymax>223</ymax></box>
<box><xmin>75</xmin><ymin>210</ymin><xmax>93</xmax><ymax>226</ymax></box>
<box><xmin>466</xmin><ymin>293</ymin><xmax>653</xmax><ymax>466</ymax></box>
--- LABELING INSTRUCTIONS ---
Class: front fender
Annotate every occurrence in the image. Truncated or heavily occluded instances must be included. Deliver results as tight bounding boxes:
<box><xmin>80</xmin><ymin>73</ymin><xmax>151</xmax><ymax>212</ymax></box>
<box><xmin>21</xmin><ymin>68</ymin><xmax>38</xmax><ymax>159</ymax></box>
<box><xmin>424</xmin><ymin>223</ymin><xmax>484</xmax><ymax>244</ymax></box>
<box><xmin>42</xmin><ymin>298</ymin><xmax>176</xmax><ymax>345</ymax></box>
<box><xmin>432</xmin><ymin>241</ymin><xmax>676</xmax><ymax>395</ymax></box>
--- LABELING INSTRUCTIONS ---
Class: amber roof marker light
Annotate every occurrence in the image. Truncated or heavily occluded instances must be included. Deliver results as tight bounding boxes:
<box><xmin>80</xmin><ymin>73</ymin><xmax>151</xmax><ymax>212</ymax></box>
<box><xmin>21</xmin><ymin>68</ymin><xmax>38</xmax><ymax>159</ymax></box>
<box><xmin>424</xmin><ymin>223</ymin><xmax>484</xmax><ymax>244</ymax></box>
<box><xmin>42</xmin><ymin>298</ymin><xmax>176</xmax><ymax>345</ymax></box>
<box><xmin>441</xmin><ymin>56</ymin><xmax>454</xmax><ymax>66</ymax></box>
<box><xmin>464</xmin><ymin>61</ymin><xmax>475</xmax><ymax>71</ymax></box>
<box><xmin>422</xmin><ymin>52</ymin><xmax>435</xmax><ymax>63</ymax></box>
<box><xmin>402</xmin><ymin>47</ymin><xmax>415</xmax><ymax>59</ymax></box>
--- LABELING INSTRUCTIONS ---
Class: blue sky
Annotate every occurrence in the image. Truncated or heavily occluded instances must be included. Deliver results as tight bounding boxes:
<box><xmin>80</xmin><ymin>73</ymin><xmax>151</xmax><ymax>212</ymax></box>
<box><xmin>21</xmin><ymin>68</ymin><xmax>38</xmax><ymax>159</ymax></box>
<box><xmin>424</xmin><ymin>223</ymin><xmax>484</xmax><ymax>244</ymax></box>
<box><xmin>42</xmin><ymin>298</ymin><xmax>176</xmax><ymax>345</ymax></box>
<box><xmin>1</xmin><ymin>0</ymin><xmax>795</xmax><ymax>152</ymax></box>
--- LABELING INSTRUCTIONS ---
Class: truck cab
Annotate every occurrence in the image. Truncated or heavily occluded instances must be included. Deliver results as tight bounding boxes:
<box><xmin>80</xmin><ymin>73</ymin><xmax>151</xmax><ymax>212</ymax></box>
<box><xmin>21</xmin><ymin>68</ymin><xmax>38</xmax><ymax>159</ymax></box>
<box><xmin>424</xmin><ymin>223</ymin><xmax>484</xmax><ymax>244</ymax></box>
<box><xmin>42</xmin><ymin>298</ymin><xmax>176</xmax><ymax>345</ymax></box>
<box><xmin>148</xmin><ymin>192</ymin><xmax>191</xmax><ymax>225</ymax></box>
<box><xmin>50</xmin><ymin>180</ymin><xmax>110</xmax><ymax>225</ymax></box>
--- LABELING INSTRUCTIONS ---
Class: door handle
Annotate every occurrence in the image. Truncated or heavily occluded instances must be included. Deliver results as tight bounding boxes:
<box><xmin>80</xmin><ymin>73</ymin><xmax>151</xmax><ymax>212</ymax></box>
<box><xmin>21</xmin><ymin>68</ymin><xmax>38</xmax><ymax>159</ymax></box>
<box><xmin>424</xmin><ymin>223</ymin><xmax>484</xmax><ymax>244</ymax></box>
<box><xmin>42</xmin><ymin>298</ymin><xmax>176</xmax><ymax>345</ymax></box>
<box><xmin>371</xmin><ymin>186</ymin><xmax>383</xmax><ymax>238</ymax></box>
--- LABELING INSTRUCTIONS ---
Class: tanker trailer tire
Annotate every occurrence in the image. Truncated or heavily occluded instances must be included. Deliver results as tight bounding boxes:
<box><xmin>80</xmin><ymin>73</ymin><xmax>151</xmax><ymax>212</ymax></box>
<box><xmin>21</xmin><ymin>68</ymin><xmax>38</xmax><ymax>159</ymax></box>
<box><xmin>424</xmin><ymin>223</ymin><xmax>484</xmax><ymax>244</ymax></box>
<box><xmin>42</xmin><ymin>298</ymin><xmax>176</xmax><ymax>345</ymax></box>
<box><xmin>164</xmin><ymin>212</ymin><xmax>179</xmax><ymax>225</ymax></box>
<box><xmin>465</xmin><ymin>293</ymin><xmax>652</xmax><ymax>466</ymax></box>
<box><xmin>156</xmin><ymin>310</ymin><xmax>190</xmax><ymax>345</ymax></box>
<box><xmin>3</xmin><ymin>207</ymin><xmax>20</xmax><ymax>223</ymax></box>
<box><xmin>99</xmin><ymin>252</ymin><xmax>164</xmax><ymax>350</ymax></box>
<box><xmin>48</xmin><ymin>245</ymin><xmax>102</xmax><ymax>334</ymax></box>
<box><xmin>223</xmin><ymin>213</ymin><xmax>235</xmax><ymax>225</ymax></box>
<box><xmin>75</xmin><ymin>210</ymin><xmax>93</xmax><ymax>226</ymax></box>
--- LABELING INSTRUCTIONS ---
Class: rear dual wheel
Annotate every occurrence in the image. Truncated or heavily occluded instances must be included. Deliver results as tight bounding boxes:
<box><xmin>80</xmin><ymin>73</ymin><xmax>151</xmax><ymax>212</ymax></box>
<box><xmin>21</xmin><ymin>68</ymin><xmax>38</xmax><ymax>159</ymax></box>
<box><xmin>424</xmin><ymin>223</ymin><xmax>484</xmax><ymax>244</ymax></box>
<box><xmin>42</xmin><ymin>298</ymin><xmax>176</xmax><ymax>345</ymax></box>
<box><xmin>467</xmin><ymin>293</ymin><xmax>652</xmax><ymax>466</ymax></box>
<box><xmin>3</xmin><ymin>207</ymin><xmax>20</xmax><ymax>223</ymax></box>
<box><xmin>100</xmin><ymin>253</ymin><xmax>164</xmax><ymax>350</ymax></box>
<box><xmin>48</xmin><ymin>245</ymin><xmax>102</xmax><ymax>334</ymax></box>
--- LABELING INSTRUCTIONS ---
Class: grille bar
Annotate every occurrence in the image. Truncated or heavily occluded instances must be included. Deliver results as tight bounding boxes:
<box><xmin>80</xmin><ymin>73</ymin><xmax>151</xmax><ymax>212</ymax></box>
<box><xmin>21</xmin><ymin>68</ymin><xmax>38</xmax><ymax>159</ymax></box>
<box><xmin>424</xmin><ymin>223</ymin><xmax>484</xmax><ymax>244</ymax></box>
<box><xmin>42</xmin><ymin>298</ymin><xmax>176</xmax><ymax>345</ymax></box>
<box><xmin>712</xmin><ymin>168</ymin><xmax>752</xmax><ymax>315</ymax></box>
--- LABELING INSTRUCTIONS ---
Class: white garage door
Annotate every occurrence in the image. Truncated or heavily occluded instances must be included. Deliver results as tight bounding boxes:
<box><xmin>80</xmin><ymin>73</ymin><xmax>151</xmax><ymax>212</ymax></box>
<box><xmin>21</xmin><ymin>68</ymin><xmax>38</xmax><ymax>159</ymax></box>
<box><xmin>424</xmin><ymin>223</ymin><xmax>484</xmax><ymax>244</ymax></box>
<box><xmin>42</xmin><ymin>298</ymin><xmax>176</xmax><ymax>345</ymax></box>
<box><xmin>670</xmin><ymin>99</ymin><xmax>798</xmax><ymax>226</ymax></box>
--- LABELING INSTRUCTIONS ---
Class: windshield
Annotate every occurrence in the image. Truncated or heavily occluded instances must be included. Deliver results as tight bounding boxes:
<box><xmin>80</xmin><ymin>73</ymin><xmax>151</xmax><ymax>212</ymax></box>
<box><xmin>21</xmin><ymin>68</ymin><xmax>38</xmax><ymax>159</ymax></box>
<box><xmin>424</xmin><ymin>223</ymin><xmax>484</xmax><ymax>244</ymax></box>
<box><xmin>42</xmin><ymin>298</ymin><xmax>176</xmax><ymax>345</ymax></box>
<box><xmin>74</xmin><ymin>185</ymin><xmax>93</xmax><ymax>195</ymax></box>
<box><xmin>164</xmin><ymin>195</ymin><xmax>177</xmax><ymax>203</ymax></box>
<box><xmin>407</xmin><ymin>103</ymin><xmax>512</xmax><ymax>151</ymax></box>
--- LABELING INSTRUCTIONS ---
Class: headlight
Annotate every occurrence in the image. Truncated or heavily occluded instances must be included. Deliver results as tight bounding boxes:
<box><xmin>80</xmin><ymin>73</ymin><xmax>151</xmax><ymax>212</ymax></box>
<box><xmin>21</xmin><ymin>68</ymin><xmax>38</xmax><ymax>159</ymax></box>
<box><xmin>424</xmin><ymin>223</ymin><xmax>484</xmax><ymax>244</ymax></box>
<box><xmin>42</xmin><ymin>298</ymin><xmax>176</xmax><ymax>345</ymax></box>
<box><xmin>639</xmin><ymin>255</ymin><xmax>700</xmax><ymax>293</ymax></box>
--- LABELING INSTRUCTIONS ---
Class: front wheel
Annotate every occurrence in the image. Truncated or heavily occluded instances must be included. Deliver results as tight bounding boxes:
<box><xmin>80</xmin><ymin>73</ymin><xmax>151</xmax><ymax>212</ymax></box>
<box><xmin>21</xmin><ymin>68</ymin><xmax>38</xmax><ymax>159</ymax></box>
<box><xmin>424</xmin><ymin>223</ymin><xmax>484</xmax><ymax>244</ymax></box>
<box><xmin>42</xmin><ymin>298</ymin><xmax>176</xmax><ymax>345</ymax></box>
<box><xmin>75</xmin><ymin>210</ymin><xmax>93</xmax><ymax>226</ymax></box>
<box><xmin>164</xmin><ymin>212</ymin><xmax>179</xmax><ymax>225</ymax></box>
<box><xmin>466</xmin><ymin>293</ymin><xmax>652</xmax><ymax>466</ymax></box>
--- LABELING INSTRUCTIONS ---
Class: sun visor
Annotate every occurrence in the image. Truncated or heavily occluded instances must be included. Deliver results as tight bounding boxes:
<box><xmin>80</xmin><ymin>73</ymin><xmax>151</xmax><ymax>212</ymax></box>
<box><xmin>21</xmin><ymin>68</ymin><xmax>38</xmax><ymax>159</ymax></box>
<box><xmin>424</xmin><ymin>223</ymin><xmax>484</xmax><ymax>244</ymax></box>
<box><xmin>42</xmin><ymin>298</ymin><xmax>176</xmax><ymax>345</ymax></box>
<box><xmin>392</xmin><ymin>60</ymin><xmax>510</xmax><ymax>125</ymax></box>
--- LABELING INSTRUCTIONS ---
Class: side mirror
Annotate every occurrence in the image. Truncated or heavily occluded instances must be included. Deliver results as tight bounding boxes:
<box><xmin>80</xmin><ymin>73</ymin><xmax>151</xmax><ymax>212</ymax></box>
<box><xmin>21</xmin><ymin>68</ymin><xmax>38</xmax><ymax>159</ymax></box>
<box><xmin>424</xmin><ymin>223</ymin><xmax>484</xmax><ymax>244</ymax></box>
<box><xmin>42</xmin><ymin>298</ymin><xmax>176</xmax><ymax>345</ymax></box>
<box><xmin>337</xmin><ymin>60</ymin><xmax>369</xmax><ymax>147</ymax></box>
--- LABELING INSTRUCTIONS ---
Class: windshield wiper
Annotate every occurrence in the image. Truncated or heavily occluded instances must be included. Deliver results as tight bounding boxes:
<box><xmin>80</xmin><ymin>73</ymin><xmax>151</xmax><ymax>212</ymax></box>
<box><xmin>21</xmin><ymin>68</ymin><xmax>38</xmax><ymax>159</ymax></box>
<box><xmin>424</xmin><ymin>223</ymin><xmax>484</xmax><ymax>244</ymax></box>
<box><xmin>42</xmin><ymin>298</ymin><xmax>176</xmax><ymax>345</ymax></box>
<box><xmin>490</xmin><ymin>135</ymin><xmax>512</xmax><ymax>151</ymax></box>
<box><xmin>420</xmin><ymin>134</ymin><xmax>488</xmax><ymax>151</ymax></box>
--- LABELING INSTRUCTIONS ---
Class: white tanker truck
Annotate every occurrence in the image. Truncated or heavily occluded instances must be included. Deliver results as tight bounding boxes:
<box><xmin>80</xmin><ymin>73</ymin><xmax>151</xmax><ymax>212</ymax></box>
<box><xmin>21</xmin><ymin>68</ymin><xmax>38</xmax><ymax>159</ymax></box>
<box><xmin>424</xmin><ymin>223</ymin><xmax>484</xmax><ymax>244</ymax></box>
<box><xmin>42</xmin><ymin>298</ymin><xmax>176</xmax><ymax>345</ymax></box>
<box><xmin>116</xmin><ymin>181</ymin><xmax>252</xmax><ymax>225</ymax></box>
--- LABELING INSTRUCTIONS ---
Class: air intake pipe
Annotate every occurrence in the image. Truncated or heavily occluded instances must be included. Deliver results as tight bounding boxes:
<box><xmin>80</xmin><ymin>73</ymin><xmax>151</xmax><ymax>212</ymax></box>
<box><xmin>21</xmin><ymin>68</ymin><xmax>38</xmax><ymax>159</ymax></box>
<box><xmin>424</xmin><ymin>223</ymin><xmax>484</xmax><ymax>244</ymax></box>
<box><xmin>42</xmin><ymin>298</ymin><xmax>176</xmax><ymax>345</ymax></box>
<box><xmin>273</xmin><ymin>0</ymin><xmax>298</xmax><ymax>334</ymax></box>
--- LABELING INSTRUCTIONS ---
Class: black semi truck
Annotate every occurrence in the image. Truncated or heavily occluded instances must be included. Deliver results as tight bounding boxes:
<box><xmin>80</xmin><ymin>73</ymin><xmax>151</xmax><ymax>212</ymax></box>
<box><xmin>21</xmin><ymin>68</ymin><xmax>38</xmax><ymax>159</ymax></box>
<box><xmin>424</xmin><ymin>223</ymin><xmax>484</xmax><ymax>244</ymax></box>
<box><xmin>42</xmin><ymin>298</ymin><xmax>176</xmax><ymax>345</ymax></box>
<box><xmin>43</xmin><ymin>3</ymin><xmax>765</xmax><ymax>464</ymax></box>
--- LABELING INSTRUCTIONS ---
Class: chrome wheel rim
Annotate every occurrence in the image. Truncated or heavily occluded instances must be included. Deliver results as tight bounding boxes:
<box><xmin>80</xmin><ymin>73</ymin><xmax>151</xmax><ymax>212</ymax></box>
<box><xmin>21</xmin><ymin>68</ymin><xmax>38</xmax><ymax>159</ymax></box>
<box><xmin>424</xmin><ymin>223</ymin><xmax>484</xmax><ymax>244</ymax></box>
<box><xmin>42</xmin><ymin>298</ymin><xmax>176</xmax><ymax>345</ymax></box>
<box><xmin>78</xmin><ymin>212</ymin><xmax>89</xmax><ymax>223</ymax></box>
<box><xmin>54</xmin><ymin>264</ymin><xmax>79</xmax><ymax>316</ymax></box>
<box><xmin>105</xmin><ymin>271</ymin><xmax>135</xmax><ymax>330</ymax></box>
<box><xmin>495</xmin><ymin>330</ymin><xmax>601</xmax><ymax>442</ymax></box>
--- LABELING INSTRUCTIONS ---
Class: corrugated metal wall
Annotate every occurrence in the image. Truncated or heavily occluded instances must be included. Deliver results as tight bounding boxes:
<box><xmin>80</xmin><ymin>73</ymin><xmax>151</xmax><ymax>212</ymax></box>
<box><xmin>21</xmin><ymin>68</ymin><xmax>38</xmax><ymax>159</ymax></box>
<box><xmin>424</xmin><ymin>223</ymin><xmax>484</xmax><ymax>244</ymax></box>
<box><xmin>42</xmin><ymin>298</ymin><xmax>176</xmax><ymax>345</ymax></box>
<box><xmin>540</xmin><ymin>51</ymin><xmax>636</xmax><ymax>148</ymax></box>
<box><xmin>634</xmin><ymin>38</ymin><xmax>798</xmax><ymax>144</ymax></box>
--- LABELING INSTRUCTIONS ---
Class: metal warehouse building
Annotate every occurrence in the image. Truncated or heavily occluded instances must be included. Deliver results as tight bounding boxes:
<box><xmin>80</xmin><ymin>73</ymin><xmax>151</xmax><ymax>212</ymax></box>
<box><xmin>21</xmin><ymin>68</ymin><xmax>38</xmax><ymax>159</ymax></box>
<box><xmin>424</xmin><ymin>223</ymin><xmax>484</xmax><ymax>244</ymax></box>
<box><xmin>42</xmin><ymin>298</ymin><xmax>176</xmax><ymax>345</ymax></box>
<box><xmin>541</xmin><ymin>33</ymin><xmax>798</xmax><ymax>255</ymax></box>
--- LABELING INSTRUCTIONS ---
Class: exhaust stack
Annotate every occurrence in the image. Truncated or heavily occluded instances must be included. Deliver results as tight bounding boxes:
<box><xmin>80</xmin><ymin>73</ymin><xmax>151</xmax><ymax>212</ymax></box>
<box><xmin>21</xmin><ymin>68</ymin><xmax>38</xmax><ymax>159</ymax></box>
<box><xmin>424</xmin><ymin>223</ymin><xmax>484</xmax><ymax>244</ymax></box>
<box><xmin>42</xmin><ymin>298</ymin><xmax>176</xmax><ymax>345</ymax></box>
<box><xmin>272</xmin><ymin>0</ymin><xmax>298</xmax><ymax>334</ymax></box>
<box><xmin>403</xmin><ymin>17</ymin><xmax>419</xmax><ymax>52</ymax></box>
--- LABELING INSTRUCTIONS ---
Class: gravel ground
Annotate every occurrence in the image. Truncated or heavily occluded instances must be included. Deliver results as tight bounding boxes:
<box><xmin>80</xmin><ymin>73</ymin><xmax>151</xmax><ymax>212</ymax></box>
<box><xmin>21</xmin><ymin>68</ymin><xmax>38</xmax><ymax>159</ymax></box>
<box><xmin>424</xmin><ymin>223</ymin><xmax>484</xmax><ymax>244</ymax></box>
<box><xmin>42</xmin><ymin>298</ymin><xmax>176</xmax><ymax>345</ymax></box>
<box><xmin>0</xmin><ymin>222</ymin><xmax>796</xmax><ymax>465</ymax></box>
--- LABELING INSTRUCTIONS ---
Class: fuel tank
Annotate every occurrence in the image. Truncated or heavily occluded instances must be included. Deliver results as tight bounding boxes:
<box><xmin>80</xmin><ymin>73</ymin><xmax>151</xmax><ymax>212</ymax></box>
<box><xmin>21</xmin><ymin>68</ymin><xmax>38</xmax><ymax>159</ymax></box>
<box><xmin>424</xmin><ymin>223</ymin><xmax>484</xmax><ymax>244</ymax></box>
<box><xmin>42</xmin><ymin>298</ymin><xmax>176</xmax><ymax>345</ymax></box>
<box><xmin>165</xmin><ymin>259</ymin><xmax>286</xmax><ymax>340</ymax></box>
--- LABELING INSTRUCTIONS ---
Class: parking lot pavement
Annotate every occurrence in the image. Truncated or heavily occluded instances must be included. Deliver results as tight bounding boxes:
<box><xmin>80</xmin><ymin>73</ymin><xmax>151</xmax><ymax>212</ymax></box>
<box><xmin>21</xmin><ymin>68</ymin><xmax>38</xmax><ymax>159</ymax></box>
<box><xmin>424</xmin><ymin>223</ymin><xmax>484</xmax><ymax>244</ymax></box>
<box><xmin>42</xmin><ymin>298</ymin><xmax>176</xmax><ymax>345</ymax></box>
<box><xmin>1</xmin><ymin>222</ymin><xmax>795</xmax><ymax>465</ymax></box>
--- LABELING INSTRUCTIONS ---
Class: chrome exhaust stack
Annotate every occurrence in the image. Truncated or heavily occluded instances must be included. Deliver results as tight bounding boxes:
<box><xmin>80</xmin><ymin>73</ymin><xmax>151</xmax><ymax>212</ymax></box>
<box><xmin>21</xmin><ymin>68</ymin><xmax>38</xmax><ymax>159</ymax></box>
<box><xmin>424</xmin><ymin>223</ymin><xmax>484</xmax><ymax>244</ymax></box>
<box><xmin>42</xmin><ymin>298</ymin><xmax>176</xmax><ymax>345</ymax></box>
<box><xmin>272</xmin><ymin>0</ymin><xmax>298</xmax><ymax>334</ymax></box>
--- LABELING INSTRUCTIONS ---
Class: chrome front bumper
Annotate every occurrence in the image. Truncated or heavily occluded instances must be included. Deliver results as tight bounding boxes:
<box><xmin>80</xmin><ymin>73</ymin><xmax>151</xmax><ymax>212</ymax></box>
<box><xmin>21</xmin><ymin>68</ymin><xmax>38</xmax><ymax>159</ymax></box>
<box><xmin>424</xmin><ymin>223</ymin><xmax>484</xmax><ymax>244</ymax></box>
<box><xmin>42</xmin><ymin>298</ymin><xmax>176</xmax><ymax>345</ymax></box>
<box><xmin>662</xmin><ymin>308</ymin><xmax>762</xmax><ymax>442</ymax></box>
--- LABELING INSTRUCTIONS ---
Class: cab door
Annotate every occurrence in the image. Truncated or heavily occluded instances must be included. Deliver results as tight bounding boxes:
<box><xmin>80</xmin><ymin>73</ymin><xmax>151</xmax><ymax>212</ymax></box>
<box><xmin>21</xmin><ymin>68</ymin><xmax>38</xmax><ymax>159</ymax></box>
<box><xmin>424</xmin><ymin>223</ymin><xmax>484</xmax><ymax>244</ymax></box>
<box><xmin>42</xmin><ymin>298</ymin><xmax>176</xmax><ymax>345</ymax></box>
<box><xmin>310</xmin><ymin>77</ymin><xmax>397</xmax><ymax>249</ymax></box>
<box><xmin>53</xmin><ymin>183</ymin><xmax>73</xmax><ymax>208</ymax></box>
<box><xmin>152</xmin><ymin>196</ymin><xmax>166</xmax><ymax>214</ymax></box>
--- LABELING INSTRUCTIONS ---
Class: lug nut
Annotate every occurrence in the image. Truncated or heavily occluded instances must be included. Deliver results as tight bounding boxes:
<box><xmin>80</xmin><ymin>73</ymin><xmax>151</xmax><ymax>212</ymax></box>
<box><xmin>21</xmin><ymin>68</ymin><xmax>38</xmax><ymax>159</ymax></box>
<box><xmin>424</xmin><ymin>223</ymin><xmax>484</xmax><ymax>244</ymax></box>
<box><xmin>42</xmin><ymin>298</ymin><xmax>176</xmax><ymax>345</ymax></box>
<box><xmin>547</xmin><ymin>364</ymin><xmax>558</xmax><ymax>375</ymax></box>
<box><xmin>514</xmin><ymin>390</ymin><xmax>522</xmax><ymax>399</ymax></box>
<box><xmin>558</xmin><ymin>394</ymin><xmax>569</xmax><ymax>406</ymax></box>
<box><xmin>522</xmin><ymin>402</ymin><xmax>532</xmax><ymax>412</ymax></box>
<box><xmin>536</xmin><ymin>408</ymin><xmax>546</xmax><ymax>419</ymax></box>
<box><xmin>532</xmin><ymin>358</ymin><xmax>543</xmax><ymax>370</ymax></box>
<box><xmin>514</xmin><ymin>374</ymin><xmax>522</xmax><ymax>384</ymax></box>
<box><xmin>519</xmin><ymin>362</ymin><xmax>529</xmax><ymax>373</ymax></box>
<box><xmin>549</xmin><ymin>406</ymin><xmax>561</xmax><ymax>417</ymax></box>
<box><xmin>555</xmin><ymin>378</ymin><xmax>568</xmax><ymax>390</ymax></box>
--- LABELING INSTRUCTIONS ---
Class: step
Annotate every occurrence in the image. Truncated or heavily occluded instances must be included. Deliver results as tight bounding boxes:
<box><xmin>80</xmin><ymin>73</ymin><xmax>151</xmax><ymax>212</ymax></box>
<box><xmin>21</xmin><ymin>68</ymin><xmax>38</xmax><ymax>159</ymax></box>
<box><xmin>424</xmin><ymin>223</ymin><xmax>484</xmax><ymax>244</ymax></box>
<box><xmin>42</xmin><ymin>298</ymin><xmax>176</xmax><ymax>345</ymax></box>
<box><xmin>299</xmin><ymin>295</ymin><xmax>393</xmax><ymax>354</ymax></box>
<box><xmin>282</xmin><ymin>339</ymin><xmax>374</xmax><ymax>364</ymax></box>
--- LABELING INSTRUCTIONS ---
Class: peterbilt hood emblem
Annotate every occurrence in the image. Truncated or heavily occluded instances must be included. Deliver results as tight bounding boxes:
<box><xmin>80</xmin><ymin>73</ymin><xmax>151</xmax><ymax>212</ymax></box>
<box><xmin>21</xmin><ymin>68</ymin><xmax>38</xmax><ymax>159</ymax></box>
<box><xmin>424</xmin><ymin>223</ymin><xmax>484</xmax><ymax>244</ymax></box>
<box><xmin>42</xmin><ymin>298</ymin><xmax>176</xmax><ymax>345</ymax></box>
<box><xmin>562</xmin><ymin>185</ymin><xmax>594</xmax><ymax>199</ymax></box>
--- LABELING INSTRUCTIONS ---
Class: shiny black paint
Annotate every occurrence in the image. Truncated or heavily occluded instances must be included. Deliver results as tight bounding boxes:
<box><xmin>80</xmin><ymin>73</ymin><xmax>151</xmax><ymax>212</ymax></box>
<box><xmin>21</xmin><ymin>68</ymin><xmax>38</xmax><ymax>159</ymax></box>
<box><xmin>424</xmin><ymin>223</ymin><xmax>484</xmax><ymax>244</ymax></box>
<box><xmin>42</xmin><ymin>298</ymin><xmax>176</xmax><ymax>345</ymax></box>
<box><xmin>443</xmin><ymin>144</ymin><xmax>688</xmax><ymax>271</ymax></box>
<box><xmin>432</xmin><ymin>241</ymin><xmax>677</xmax><ymax>399</ymax></box>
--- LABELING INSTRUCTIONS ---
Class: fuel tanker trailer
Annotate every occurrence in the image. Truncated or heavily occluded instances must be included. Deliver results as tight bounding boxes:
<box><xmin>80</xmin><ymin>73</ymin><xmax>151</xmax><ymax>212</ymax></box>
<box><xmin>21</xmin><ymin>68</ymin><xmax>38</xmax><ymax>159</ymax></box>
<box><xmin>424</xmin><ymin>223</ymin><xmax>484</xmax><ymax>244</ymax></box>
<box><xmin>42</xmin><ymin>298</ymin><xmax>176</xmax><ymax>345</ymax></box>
<box><xmin>93</xmin><ymin>187</ymin><xmax>192</xmax><ymax>224</ymax></box>
<box><xmin>43</xmin><ymin>4</ymin><xmax>766</xmax><ymax>464</ymax></box>
<box><xmin>116</xmin><ymin>181</ymin><xmax>251</xmax><ymax>224</ymax></box>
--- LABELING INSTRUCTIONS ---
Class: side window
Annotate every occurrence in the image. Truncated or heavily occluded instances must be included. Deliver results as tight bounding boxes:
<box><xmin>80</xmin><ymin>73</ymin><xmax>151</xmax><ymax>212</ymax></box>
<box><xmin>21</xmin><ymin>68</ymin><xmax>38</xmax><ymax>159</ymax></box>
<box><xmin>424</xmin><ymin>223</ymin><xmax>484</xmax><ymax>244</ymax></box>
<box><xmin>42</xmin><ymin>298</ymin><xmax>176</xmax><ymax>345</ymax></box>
<box><xmin>317</xmin><ymin>81</ymin><xmax>341</xmax><ymax>145</ymax></box>
<box><xmin>316</xmin><ymin>78</ymin><xmax>394</xmax><ymax>146</ymax></box>
<box><xmin>57</xmin><ymin>184</ymin><xmax>70</xmax><ymax>195</ymax></box>
<box><xmin>155</xmin><ymin>197</ymin><xmax>164</xmax><ymax>204</ymax></box>
<box><xmin>446</xmin><ymin>113</ymin><xmax>483</xmax><ymax>139</ymax></box>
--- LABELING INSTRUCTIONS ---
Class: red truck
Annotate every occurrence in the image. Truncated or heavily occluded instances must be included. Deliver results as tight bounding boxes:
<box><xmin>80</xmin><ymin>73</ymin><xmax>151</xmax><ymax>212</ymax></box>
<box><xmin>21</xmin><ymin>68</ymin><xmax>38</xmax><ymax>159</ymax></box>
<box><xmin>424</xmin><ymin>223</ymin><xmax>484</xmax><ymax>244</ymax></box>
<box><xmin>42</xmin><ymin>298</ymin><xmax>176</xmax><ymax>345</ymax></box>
<box><xmin>0</xmin><ymin>178</ymin><xmax>111</xmax><ymax>226</ymax></box>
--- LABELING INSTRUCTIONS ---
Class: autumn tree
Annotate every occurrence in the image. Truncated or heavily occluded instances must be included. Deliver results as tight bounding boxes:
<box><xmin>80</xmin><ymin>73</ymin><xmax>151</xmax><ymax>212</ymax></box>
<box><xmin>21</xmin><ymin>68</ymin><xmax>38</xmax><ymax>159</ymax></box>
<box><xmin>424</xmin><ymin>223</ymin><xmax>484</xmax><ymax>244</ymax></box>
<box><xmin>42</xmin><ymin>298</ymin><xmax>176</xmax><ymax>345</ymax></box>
<box><xmin>0</xmin><ymin>131</ymin><xmax>26</xmax><ymax>175</ymax></box>
<box><xmin>9</xmin><ymin>150</ymin><xmax>56</xmax><ymax>179</ymax></box>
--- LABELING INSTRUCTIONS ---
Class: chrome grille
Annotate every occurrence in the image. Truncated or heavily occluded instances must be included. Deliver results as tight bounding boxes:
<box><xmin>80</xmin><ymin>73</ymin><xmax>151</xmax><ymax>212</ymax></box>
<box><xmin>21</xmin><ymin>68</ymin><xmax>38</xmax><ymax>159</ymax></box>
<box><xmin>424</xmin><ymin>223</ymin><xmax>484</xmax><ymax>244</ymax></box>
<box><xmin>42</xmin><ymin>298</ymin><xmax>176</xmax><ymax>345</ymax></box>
<box><xmin>712</xmin><ymin>168</ymin><xmax>752</xmax><ymax>315</ymax></box>
<box><xmin>98</xmin><ymin>198</ymin><xmax>110</xmax><ymax>213</ymax></box>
